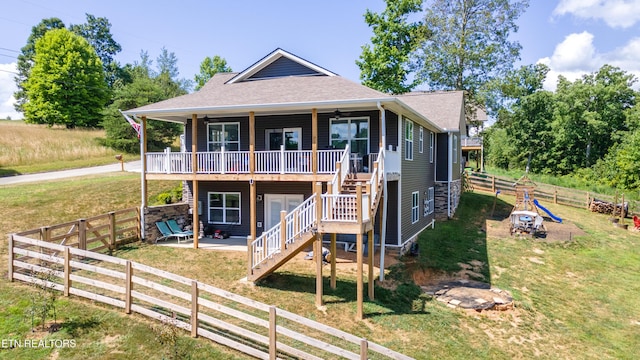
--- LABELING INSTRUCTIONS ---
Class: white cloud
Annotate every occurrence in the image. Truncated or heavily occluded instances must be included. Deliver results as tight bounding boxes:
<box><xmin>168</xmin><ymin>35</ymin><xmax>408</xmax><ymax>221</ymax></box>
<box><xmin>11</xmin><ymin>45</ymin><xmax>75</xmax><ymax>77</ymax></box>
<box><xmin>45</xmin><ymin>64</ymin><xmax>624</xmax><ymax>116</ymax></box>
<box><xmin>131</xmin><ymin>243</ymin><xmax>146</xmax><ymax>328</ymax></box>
<box><xmin>0</xmin><ymin>63</ymin><xmax>21</xmax><ymax>120</ymax></box>
<box><xmin>553</xmin><ymin>0</ymin><xmax>640</xmax><ymax>28</ymax></box>
<box><xmin>537</xmin><ymin>32</ymin><xmax>640</xmax><ymax>90</ymax></box>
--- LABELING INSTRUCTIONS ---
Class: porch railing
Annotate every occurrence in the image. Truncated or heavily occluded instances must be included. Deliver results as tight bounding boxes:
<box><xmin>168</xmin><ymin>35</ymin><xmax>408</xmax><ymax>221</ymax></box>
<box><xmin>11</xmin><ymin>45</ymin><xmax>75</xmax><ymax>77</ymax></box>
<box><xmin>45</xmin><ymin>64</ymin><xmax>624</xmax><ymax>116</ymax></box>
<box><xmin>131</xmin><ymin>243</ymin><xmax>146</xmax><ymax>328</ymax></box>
<box><xmin>147</xmin><ymin>148</ymin><xmax>344</xmax><ymax>175</ymax></box>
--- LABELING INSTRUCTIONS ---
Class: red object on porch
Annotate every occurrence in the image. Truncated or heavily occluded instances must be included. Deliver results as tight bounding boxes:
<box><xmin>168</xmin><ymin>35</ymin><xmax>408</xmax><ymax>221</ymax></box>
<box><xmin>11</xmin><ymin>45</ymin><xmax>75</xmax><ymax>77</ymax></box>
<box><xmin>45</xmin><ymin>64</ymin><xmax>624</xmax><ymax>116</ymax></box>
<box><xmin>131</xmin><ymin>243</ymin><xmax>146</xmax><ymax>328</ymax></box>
<box><xmin>633</xmin><ymin>215</ymin><xmax>640</xmax><ymax>230</ymax></box>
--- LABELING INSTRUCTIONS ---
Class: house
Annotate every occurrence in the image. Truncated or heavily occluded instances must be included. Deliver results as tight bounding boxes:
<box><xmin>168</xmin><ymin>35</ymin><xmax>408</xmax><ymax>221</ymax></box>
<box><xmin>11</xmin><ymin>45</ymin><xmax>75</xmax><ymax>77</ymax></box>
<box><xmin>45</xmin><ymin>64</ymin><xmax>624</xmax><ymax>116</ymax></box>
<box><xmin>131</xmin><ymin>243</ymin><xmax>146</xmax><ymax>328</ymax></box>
<box><xmin>124</xmin><ymin>48</ymin><xmax>465</xmax><ymax>317</ymax></box>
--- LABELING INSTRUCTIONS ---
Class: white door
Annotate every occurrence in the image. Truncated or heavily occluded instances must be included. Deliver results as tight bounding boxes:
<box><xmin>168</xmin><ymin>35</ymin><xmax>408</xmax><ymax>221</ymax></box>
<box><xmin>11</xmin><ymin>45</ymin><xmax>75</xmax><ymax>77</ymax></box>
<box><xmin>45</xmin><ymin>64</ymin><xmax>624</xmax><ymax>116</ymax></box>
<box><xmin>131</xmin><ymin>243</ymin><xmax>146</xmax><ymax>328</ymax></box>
<box><xmin>264</xmin><ymin>194</ymin><xmax>304</xmax><ymax>230</ymax></box>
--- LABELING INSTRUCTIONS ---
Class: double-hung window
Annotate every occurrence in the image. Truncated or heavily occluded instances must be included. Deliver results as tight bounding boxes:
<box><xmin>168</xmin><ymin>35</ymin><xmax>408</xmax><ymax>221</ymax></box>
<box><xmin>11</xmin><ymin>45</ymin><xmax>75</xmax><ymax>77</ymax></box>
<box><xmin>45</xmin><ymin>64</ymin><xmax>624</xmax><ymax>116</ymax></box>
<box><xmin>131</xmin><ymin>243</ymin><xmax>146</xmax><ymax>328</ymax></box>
<box><xmin>429</xmin><ymin>132</ymin><xmax>434</xmax><ymax>163</ymax></box>
<box><xmin>330</xmin><ymin>117</ymin><xmax>369</xmax><ymax>156</ymax></box>
<box><xmin>208</xmin><ymin>123</ymin><xmax>239</xmax><ymax>151</ymax></box>
<box><xmin>419</xmin><ymin>127</ymin><xmax>424</xmax><ymax>153</ymax></box>
<box><xmin>425</xmin><ymin>187</ymin><xmax>434</xmax><ymax>216</ymax></box>
<box><xmin>405</xmin><ymin>119</ymin><xmax>414</xmax><ymax>160</ymax></box>
<box><xmin>412</xmin><ymin>191</ymin><xmax>419</xmax><ymax>224</ymax></box>
<box><xmin>452</xmin><ymin>134</ymin><xmax>458</xmax><ymax>163</ymax></box>
<box><xmin>208</xmin><ymin>192</ymin><xmax>241</xmax><ymax>224</ymax></box>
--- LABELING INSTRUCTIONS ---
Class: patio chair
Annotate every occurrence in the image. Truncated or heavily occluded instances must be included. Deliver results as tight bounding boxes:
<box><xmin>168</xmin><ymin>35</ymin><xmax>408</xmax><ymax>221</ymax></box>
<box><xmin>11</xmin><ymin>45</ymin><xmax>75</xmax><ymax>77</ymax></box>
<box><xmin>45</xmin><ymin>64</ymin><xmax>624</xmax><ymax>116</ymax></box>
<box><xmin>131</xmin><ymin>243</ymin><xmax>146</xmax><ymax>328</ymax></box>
<box><xmin>156</xmin><ymin>221</ymin><xmax>192</xmax><ymax>243</ymax></box>
<box><xmin>166</xmin><ymin>219</ymin><xmax>194</xmax><ymax>237</ymax></box>
<box><xmin>634</xmin><ymin>215</ymin><xmax>640</xmax><ymax>230</ymax></box>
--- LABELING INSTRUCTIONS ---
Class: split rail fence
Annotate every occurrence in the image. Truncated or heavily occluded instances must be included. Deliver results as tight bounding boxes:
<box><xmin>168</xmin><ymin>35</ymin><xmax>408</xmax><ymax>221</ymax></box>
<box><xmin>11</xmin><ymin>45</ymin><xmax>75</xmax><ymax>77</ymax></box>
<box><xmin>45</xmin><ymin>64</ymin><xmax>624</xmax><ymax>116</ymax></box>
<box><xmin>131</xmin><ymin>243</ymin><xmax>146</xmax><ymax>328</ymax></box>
<box><xmin>466</xmin><ymin>171</ymin><xmax>639</xmax><ymax>215</ymax></box>
<box><xmin>8</xmin><ymin>223</ymin><xmax>412</xmax><ymax>359</ymax></box>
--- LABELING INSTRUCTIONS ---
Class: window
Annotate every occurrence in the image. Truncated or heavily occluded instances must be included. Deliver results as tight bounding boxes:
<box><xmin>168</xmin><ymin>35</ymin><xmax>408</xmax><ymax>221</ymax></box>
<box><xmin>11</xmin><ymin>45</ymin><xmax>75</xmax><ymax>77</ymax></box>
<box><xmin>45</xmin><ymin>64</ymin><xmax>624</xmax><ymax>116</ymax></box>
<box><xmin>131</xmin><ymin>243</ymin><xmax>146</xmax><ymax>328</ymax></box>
<box><xmin>208</xmin><ymin>123</ymin><xmax>239</xmax><ymax>151</ymax></box>
<box><xmin>429</xmin><ymin>132</ymin><xmax>435</xmax><ymax>163</ymax></box>
<box><xmin>424</xmin><ymin>187</ymin><xmax>434</xmax><ymax>216</ymax></box>
<box><xmin>419</xmin><ymin>127</ymin><xmax>424</xmax><ymax>153</ymax></box>
<box><xmin>208</xmin><ymin>192</ymin><xmax>241</xmax><ymax>224</ymax></box>
<box><xmin>405</xmin><ymin>119</ymin><xmax>413</xmax><ymax>160</ymax></box>
<box><xmin>412</xmin><ymin>192</ymin><xmax>419</xmax><ymax>224</ymax></box>
<box><xmin>330</xmin><ymin>117</ymin><xmax>369</xmax><ymax>156</ymax></box>
<box><xmin>453</xmin><ymin>134</ymin><xmax>458</xmax><ymax>163</ymax></box>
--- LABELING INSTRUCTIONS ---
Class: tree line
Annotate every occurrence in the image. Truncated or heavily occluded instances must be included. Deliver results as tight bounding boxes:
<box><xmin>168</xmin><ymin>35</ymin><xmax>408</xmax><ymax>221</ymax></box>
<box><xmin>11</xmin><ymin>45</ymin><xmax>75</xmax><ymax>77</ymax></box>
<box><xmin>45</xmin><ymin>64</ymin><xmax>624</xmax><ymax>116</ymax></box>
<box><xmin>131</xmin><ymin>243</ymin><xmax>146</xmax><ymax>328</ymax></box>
<box><xmin>357</xmin><ymin>0</ymin><xmax>638</xmax><ymax>191</ymax></box>
<box><xmin>13</xmin><ymin>14</ymin><xmax>231</xmax><ymax>152</ymax></box>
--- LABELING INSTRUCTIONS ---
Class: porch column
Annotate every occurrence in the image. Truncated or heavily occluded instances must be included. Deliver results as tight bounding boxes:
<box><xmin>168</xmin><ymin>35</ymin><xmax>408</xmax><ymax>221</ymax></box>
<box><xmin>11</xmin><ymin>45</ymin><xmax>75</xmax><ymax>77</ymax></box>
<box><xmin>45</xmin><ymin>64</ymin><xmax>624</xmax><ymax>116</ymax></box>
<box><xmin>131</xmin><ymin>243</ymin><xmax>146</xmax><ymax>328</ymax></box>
<box><xmin>192</xmin><ymin>114</ymin><xmax>199</xmax><ymax>248</ymax></box>
<box><xmin>312</xmin><ymin>108</ymin><xmax>318</xmax><ymax>177</ymax></box>
<box><xmin>315</xmin><ymin>231</ymin><xmax>323</xmax><ymax>308</ymax></box>
<box><xmin>249</xmin><ymin>111</ymin><xmax>255</xmax><ymax>175</ymax></box>
<box><xmin>141</xmin><ymin>116</ymin><xmax>148</xmax><ymax>240</ymax></box>
<box><xmin>250</xmin><ymin>179</ymin><xmax>256</xmax><ymax>240</ymax></box>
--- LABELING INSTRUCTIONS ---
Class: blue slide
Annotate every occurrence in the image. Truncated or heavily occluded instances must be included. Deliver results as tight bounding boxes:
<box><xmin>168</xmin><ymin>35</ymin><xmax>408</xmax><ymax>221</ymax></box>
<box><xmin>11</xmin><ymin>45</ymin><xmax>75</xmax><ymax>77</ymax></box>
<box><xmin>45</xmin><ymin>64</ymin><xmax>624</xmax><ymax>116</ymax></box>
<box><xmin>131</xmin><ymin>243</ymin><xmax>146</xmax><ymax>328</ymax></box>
<box><xmin>533</xmin><ymin>199</ymin><xmax>562</xmax><ymax>223</ymax></box>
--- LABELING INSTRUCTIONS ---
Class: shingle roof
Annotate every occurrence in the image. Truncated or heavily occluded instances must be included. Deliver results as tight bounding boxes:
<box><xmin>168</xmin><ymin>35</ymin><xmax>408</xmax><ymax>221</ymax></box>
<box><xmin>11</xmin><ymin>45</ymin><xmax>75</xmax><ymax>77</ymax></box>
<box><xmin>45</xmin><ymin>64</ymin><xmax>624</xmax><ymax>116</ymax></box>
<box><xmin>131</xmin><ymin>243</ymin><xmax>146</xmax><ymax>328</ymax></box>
<box><xmin>132</xmin><ymin>72</ymin><xmax>391</xmax><ymax>113</ymax></box>
<box><xmin>397</xmin><ymin>91</ymin><xmax>465</xmax><ymax>131</ymax></box>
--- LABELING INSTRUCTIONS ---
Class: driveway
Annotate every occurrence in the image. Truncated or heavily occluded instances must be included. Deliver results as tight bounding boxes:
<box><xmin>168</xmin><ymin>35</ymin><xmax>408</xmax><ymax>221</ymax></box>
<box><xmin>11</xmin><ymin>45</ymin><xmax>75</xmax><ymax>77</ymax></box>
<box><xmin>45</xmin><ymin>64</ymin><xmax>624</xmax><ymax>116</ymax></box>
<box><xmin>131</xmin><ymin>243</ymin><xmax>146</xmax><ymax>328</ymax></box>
<box><xmin>0</xmin><ymin>160</ymin><xmax>141</xmax><ymax>186</ymax></box>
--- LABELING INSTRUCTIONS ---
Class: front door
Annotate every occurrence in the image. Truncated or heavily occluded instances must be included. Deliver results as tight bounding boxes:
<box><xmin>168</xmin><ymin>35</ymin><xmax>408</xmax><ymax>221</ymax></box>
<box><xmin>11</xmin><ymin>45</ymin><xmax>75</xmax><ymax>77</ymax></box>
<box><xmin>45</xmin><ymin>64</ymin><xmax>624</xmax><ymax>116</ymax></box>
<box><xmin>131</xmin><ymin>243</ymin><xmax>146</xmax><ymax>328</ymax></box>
<box><xmin>264</xmin><ymin>194</ymin><xmax>304</xmax><ymax>230</ymax></box>
<box><xmin>266</xmin><ymin>128</ymin><xmax>302</xmax><ymax>150</ymax></box>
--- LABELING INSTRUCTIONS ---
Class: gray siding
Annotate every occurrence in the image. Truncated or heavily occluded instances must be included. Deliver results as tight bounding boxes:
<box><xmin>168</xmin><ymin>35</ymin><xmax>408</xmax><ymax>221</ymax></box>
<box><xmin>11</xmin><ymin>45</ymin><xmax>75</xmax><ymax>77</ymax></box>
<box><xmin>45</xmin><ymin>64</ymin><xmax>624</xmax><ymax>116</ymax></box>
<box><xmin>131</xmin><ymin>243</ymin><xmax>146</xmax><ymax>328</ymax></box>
<box><xmin>373</xmin><ymin>180</ymin><xmax>399</xmax><ymax>245</ymax></box>
<box><xmin>256</xmin><ymin>114</ymin><xmax>313</xmax><ymax>150</ymax></box>
<box><xmin>186</xmin><ymin>116</ymin><xmax>250</xmax><ymax>152</ymax></box>
<box><xmin>400</xmin><ymin>117</ymin><xmax>436</xmax><ymax>244</ymax></box>
<box><xmin>385</xmin><ymin>111</ymin><xmax>399</xmax><ymax>149</ymax></box>
<box><xmin>249</xmin><ymin>57</ymin><xmax>322</xmax><ymax>80</ymax></box>
<box><xmin>452</xmin><ymin>132</ymin><xmax>461</xmax><ymax>180</ymax></box>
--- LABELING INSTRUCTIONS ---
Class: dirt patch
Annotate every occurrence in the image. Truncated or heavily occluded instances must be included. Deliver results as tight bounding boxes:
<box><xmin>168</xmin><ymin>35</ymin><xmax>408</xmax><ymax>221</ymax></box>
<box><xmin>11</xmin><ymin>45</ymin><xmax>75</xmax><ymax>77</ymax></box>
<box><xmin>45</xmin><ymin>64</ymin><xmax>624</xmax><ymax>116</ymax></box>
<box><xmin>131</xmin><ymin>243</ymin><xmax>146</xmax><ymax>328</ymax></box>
<box><xmin>486</xmin><ymin>216</ymin><xmax>587</xmax><ymax>242</ymax></box>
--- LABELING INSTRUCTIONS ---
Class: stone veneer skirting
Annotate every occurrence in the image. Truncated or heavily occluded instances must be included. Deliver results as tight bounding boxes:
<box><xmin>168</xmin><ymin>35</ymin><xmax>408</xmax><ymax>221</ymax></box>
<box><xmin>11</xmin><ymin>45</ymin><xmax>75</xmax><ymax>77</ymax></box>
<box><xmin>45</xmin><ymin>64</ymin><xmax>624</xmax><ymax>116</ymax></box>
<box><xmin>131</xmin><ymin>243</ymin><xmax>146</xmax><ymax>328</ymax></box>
<box><xmin>434</xmin><ymin>179</ymin><xmax>462</xmax><ymax>220</ymax></box>
<box><xmin>143</xmin><ymin>203</ymin><xmax>191</xmax><ymax>243</ymax></box>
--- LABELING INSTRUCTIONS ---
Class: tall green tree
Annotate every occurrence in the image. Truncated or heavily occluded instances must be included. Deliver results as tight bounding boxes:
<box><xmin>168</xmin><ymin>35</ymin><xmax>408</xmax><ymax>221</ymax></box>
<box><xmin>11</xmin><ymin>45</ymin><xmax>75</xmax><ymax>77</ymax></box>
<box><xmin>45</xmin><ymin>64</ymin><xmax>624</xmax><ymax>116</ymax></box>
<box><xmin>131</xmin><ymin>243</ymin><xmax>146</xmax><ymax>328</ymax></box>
<box><xmin>417</xmin><ymin>0</ymin><xmax>528</xmax><ymax>115</ymax></box>
<box><xmin>357</xmin><ymin>0</ymin><xmax>425</xmax><ymax>94</ymax></box>
<box><xmin>69</xmin><ymin>14</ymin><xmax>122</xmax><ymax>86</ymax></box>
<box><xmin>13</xmin><ymin>17</ymin><xmax>66</xmax><ymax>113</ymax></box>
<box><xmin>156</xmin><ymin>47</ymin><xmax>192</xmax><ymax>92</ymax></box>
<box><xmin>23</xmin><ymin>28</ymin><xmax>109</xmax><ymax>128</ymax></box>
<box><xmin>194</xmin><ymin>55</ymin><xmax>232</xmax><ymax>91</ymax></box>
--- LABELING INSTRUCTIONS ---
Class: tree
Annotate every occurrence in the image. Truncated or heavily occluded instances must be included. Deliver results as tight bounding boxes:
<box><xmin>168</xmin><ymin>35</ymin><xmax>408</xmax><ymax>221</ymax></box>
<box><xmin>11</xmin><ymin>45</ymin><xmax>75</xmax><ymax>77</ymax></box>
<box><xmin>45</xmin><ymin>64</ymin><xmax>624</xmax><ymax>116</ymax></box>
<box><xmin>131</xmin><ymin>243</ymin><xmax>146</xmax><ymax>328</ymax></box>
<box><xmin>13</xmin><ymin>18</ymin><xmax>66</xmax><ymax>113</ymax></box>
<box><xmin>23</xmin><ymin>28</ymin><xmax>109</xmax><ymax>128</ymax></box>
<box><xmin>416</xmin><ymin>0</ymin><xmax>528</xmax><ymax>114</ymax></box>
<box><xmin>194</xmin><ymin>55</ymin><xmax>232</xmax><ymax>91</ymax></box>
<box><xmin>69</xmin><ymin>14</ymin><xmax>122</xmax><ymax>86</ymax></box>
<box><xmin>357</xmin><ymin>0</ymin><xmax>425</xmax><ymax>94</ymax></box>
<box><xmin>156</xmin><ymin>47</ymin><xmax>192</xmax><ymax>92</ymax></box>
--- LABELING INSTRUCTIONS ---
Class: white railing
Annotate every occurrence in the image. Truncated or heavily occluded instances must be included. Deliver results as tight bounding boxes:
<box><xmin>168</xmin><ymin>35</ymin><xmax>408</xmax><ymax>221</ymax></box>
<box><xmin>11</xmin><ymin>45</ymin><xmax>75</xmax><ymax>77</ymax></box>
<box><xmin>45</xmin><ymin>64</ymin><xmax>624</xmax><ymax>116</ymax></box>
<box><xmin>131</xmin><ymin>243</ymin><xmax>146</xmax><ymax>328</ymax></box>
<box><xmin>367</xmin><ymin>148</ymin><xmax>384</xmax><ymax>212</ymax></box>
<box><xmin>151</xmin><ymin>148</ymin><xmax>343</xmax><ymax>175</ymax></box>
<box><xmin>321</xmin><ymin>194</ymin><xmax>358</xmax><ymax>222</ymax></box>
<box><xmin>250</xmin><ymin>194</ymin><xmax>317</xmax><ymax>269</ymax></box>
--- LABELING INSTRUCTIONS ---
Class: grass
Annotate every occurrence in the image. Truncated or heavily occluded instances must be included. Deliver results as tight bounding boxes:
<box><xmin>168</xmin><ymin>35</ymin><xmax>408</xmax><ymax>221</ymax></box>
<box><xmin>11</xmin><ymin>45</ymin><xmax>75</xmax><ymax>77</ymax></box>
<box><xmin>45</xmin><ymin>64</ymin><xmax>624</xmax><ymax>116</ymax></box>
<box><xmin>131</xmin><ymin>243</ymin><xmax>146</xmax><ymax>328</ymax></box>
<box><xmin>0</xmin><ymin>121</ymin><xmax>133</xmax><ymax>176</ymax></box>
<box><xmin>1</xmin><ymin>174</ymin><xmax>639</xmax><ymax>359</ymax></box>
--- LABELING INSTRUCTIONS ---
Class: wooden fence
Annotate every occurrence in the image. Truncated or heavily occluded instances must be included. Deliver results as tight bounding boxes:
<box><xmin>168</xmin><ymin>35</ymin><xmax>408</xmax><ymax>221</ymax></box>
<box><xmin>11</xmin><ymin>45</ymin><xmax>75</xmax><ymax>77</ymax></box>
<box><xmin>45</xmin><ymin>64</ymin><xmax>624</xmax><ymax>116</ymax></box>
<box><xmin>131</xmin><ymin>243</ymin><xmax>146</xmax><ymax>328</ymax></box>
<box><xmin>13</xmin><ymin>207</ymin><xmax>140</xmax><ymax>252</ymax></box>
<box><xmin>7</xmin><ymin>233</ymin><xmax>412</xmax><ymax>360</ymax></box>
<box><xmin>466</xmin><ymin>171</ymin><xmax>639</xmax><ymax>215</ymax></box>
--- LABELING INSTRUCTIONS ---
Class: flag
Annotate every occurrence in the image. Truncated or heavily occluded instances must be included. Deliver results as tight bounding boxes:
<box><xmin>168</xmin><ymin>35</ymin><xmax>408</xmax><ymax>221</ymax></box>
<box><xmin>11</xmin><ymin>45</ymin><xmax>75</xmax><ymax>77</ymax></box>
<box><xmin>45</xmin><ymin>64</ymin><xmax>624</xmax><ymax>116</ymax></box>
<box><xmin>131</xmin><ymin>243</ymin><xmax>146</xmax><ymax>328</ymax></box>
<box><xmin>119</xmin><ymin>110</ymin><xmax>141</xmax><ymax>138</ymax></box>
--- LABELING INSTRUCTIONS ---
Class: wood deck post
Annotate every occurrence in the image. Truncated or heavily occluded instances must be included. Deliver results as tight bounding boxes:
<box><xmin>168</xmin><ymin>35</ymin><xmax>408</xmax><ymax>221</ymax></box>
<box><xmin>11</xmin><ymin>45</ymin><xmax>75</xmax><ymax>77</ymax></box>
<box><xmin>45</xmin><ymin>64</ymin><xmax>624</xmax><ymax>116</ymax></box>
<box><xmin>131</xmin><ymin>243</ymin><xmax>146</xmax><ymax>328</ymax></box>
<box><xmin>330</xmin><ymin>233</ymin><xmax>337</xmax><ymax>290</ymax></box>
<box><xmin>64</xmin><ymin>247</ymin><xmax>70</xmax><ymax>296</ymax></box>
<box><xmin>250</xmin><ymin>180</ymin><xmax>257</xmax><ymax>241</ymax></box>
<box><xmin>315</xmin><ymin>231</ymin><xmax>323</xmax><ymax>308</ymax></box>
<box><xmin>356</xmin><ymin>232</ymin><xmax>363</xmax><ymax>320</ymax></box>
<box><xmin>312</xmin><ymin>108</ymin><xmax>318</xmax><ymax>177</ymax></box>
<box><xmin>249</xmin><ymin>111</ymin><xmax>255</xmax><ymax>175</ymax></box>
<box><xmin>280</xmin><ymin>210</ymin><xmax>287</xmax><ymax>252</ymax></box>
<box><xmin>315</xmin><ymin>182</ymin><xmax>323</xmax><ymax>224</ymax></box>
<box><xmin>247</xmin><ymin>236</ymin><xmax>253</xmax><ymax>278</ymax></box>
<box><xmin>191</xmin><ymin>280</ymin><xmax>199</xmax><ymax>338</ymax></box>
<box><xmin>367</xmin><ymin>229</ymin><xmax>374</xmax><ymax>300</ymax></box>
<box><xmin>193</xmin><ymin>179</ymin><xmax>199</xmax><ymax>249</ymax></box>
<box><xmin>327</xmin><ymin>183</ymin><xmax>333</xmax><ymax>220</ymax></box>
<box><xmin>269</xmin><ymin>306</ymin><xmax>277</xmax><ymax>360</ymax></box>
<box><xmin>356</xmin><ymin>183</ymin><xmax>363</xmax><ymax>225</ymax></box>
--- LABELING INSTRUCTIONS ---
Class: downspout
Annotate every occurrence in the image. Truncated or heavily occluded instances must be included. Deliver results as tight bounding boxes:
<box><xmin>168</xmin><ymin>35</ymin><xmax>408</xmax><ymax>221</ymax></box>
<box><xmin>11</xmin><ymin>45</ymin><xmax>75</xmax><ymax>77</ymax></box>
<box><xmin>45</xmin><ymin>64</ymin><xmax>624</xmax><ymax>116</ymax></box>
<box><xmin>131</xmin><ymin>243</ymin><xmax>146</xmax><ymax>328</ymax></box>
<box><xmin>139</xmin><ymin>117</ymin><xmax>146</xmax><ymax>240</ymax></box>
<box><xmin>377</xmin><ymin>102</ymin><xmax>387</xmax><ymax>281</ymax></box>
<box><xmin>448</xmin><ymin>133</ymin><xmax>452</xmax><ymax>218</ymax></box>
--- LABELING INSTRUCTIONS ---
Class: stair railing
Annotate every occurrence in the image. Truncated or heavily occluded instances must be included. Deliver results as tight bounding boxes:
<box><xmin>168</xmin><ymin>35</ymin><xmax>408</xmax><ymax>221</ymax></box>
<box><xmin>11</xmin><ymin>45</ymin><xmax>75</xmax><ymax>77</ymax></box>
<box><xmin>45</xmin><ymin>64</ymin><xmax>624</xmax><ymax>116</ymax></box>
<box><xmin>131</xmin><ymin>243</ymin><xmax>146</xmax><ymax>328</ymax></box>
<box><xmin>250</xmin><ymin>194</ymin><xmax>317</xmax><ymax>270</ymax></box>
<box><xmin>367</xmin><ymin>147</ymin><xmax>385</xmax><ymax>216</ymax></box>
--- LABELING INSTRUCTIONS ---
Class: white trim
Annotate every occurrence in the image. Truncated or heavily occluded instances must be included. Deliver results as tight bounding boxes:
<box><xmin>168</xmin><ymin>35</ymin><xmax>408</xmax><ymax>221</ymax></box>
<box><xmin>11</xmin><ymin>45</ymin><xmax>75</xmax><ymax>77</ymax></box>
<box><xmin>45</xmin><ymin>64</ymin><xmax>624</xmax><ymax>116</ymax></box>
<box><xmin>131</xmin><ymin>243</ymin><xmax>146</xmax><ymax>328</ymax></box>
<box><xmin>226</xmin><ymin>48</ymin><xmax>337</xmax><ymax>84</ymax></box>
<box><xmin>411</xmin><ymin>191</ymin><xmax>419</xmax><ymax>224</ymax></box>
<box><xmin>419</xmin><ymin>127</ymin><xmax>424</xmax><ymax>154</ymax></box>
<box><xmin>329</xmin><ymin>116</ymin><xmax>370</xmax><ymax>155</ymax></box>
<box><xmin>207</xmin><ymin>122</ymin><xmax>240</xmax><ymax>151</ymax></box>
<box><xmin>207</xmin><ymin>192</ymin><xmax>241</xmax><ymax>225</ymax></box>
<box><xmin>404</xmin><ymin>119</ymin><xmax>414</xmax><ymax>161</ymax></box>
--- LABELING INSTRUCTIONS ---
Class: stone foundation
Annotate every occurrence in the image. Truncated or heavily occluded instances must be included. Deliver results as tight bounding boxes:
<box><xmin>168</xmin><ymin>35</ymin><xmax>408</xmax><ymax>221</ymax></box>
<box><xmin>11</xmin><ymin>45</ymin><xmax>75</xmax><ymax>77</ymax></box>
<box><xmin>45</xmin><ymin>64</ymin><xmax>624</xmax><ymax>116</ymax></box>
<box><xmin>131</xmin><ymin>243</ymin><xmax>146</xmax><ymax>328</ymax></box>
<box><xmin>143</xmin><ymin>203</ymin><xmax>191</xmax><ymax>244</ymax></box>
<box><xmin>434</xmin><ymin>179</ymin><xmax>462</xmax><ymax>220</ymax></box>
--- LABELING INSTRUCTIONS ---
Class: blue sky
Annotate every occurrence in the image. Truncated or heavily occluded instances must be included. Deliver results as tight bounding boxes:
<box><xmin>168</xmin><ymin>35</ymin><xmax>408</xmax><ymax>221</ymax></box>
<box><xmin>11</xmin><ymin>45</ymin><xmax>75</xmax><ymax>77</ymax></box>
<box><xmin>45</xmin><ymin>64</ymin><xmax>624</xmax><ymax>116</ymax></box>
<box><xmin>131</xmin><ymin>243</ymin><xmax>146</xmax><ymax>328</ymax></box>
<box><xmin>1</xmin><ymin>0</ymin><xmax>640</xmax><ymax>119</ymax></box>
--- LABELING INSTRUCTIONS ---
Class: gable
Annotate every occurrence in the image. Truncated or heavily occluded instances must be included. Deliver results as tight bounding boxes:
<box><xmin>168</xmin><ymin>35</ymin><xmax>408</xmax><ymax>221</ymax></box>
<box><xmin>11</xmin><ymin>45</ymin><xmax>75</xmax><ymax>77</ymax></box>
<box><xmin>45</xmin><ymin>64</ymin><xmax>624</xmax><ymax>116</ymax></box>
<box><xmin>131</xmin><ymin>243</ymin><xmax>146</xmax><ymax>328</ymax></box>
<box><xmin>249</xmin><ymin>56</ymin><xmax>322</xmax><ymax>80</ymax></box>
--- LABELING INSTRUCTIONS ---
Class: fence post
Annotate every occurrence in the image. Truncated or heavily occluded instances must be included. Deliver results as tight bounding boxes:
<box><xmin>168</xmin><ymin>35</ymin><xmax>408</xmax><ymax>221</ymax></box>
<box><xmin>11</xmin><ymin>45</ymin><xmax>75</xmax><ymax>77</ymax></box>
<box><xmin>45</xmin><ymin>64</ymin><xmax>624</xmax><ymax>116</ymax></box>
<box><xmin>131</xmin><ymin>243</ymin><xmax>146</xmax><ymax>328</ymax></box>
<box><xmin>586</xmin><ymin>192</ymin><xmax>591</xmax><ymax>210</ymax></box>
<box><xmin>7</xmin><ymin>234</ymin><xmax>13</xmax><ymax>282</ymax></box>
<box><xmin>491</xmin><ymin>175</ymin><xmax>496</xmax><ymax>193</ymax></box>
<box><xmin>64</xmin><ymin>247</ymin><xmax>70</xmax><ymax>297</ymax></box>
<box><xmin>109</xmin><ymin>211</ymin><xmax>116</xmax><ymax>250</ymax></box>
<box><xmin>280</xmin><ymin>210</ymin><xmax>287</xmax><ymax>252</ymax></box>
<box><xmin>191</xmin><ymin>280</ymin><xmax>199</xmax><ymax>338</ymax></box>
<box><xmin>360</xmin><ymin>338</ymin><xmax>368</xmax><ymax>360</ymax></box>
<box><xmin>41</xmin><ymin>226</ymin><xmax>51</xmax><ymax>242</ymax></box>
<box><xmin>125</xmin><ymin>261</ymin><xmax>132</xmax><ymax>314</ymax></box>
<box><xmin>269</xmin><ymin>306</ymin><xmax>277</xmax><ymax>360</ymax></box>
<box><xmin>247</xmin><ymin>236</ymin><xmax>253</xmax><ymax>278</ymax></box>
<box><xmin>78</xmin><ymin>219</ymin><xmax>87</xmax><ymax>250</ymax></box>
<box><xmin>554</xmin><ymin>188</ymin><xmax>558</xmax><ymax>204</ymax></box>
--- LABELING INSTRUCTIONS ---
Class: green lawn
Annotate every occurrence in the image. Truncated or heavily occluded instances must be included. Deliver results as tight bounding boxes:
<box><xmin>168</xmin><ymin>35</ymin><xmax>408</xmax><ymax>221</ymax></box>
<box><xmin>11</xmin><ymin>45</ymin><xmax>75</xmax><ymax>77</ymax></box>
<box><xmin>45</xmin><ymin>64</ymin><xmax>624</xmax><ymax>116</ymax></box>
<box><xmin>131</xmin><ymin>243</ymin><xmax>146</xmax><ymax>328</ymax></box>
<box><xmin>1</xmin><ymin>175</ymin><xmax>639</xmax><ymax>359</ymax></box>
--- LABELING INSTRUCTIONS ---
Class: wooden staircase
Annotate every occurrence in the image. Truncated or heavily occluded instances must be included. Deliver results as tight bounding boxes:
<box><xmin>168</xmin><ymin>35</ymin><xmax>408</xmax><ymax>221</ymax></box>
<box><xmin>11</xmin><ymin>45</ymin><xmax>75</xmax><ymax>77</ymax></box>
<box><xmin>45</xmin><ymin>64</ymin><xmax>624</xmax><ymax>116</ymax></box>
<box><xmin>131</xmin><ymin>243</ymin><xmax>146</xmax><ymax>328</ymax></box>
<box><xmin>247</xmin><ymin>230</ymin><xmax>316</xmax><ymax>282</ymax></box>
